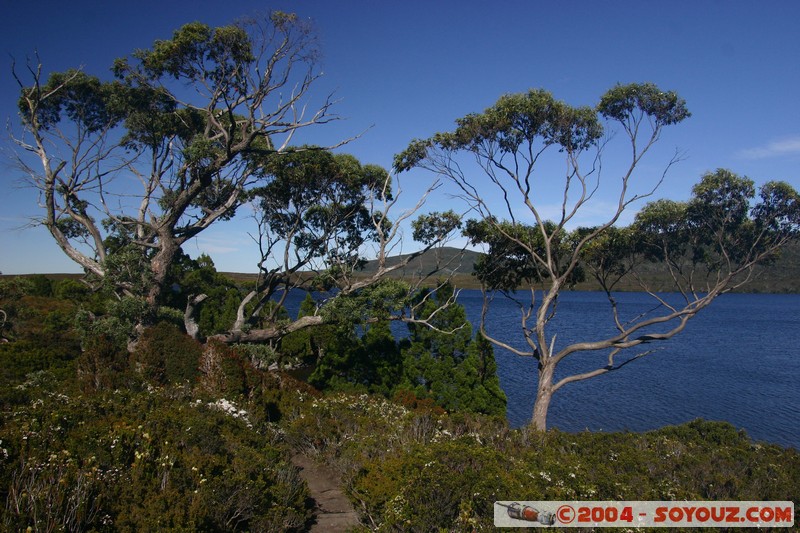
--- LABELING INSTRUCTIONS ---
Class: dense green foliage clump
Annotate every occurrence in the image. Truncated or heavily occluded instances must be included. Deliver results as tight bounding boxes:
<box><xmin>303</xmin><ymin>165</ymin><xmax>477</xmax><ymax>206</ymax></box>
<box><xmin>289</xmin><ymin>283</ymin><xmax>507</xmax><ymax>418</ymax></box>
<box><xmin>0</xmin><ymin>278</ymin><xmax>86</xmax><ymax>404</ymax></box>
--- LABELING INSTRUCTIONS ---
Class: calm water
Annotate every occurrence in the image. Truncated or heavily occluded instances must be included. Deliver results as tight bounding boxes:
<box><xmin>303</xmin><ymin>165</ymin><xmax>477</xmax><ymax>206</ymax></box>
<box><xmin>458</xmin><ymin>290</ymin><xmax>800</xmax><ymax>449</ymax></box>
<box><xmin>284</xmin><ymin>290</ymin><xmax>800</xmax><ymax>448</ymax></box>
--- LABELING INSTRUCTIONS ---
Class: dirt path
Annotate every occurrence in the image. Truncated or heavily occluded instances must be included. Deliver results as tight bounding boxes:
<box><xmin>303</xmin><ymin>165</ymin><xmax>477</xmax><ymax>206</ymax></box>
<box><xmin>291</xmin><ymin>453</ymin><xmax>360</xmax><ymax>532</ymax></box>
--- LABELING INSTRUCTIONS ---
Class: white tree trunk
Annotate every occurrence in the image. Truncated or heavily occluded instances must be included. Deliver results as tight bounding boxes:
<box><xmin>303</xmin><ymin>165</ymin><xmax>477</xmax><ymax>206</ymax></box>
<box><xmin>532</xmin><ymin>362</ymin><xmax>555</xmax><ymax>431</ymax></box>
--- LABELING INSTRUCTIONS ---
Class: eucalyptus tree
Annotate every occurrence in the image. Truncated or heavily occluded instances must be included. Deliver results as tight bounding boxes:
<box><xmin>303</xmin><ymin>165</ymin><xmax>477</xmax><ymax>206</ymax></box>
<box><xmin>207</xmin><ymin>148</ymin><xmax>463</xmax><ymax>344</ymax></box>
<box><xmin>13</xmin><ymin>13</ymin><xmax>465</xmax><ymax>345</ymax></box>
<box><xmin>12</xmin><ymin>13</ymin><xmax>339</xmax><ymax>312</ymax></box>
<box><xmin>396</xmin><ymin>83</ymin><xmax>800</xmax><ymax>430</ymax></box>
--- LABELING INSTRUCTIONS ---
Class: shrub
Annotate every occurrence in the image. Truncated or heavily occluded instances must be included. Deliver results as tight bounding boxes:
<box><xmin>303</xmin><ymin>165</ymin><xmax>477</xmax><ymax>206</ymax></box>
<box><xmin>392</xmin><ymin>389</ymin><xmax>445</xmax><ymax>415</ymax></box>
<box><xmin>352</xmin><ymin>440</ymin><xmax>523</xmax><ymax>531</ymax></box>
<box><xmin>0</xmin><ymin>340</ymin><xmax>78</xmax><ymax>390</ymax></box>
<box><xmin>53</xmin><ymin>278</ymin><xmax>91</xmax><ymax>302</ymax></box>
<box><xmin>76</xmin><ymin>333</ymin><xmax>132</xmax><ymax>393</ymax></box>
<box><xmin>233</xmin><ymin>342</ymin><xmax>280</xmax><ymax>370</ymax></box>
<box><xmin>197</xmin><ymin>340</ymin><xmax>249</xmax><ymax>397</ymax></box>
<box><xmin>0</xmin><ymin>277</ymin><xmax>34</xmax><ymax>299</ymax></box>
<box><xmin>25</xmin><ymin>274</ymin><xmax>53</xmax><ymax>297</ymax></box>
<box><xmin>0</xmin><ymin>295</ymin><xmax>79</xmax><ymax>343</ymax></box>
<box><xmin>131</xmin><ymin>322</ymin><xmax>202</xmax><ymax>385</ymax></box>
<box><xmin>247</xmin><ymin>371</ymin><xmax>322</xmax><ymax>427</ymax></box>
<box><xmin>74</xmin><ymin>296</ymin><xmax>150</xmax><ymax>349</ymax></box>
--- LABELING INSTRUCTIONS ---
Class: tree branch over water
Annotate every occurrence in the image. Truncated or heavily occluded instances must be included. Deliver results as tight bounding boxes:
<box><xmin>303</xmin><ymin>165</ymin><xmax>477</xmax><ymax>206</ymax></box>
<box><xmin>396</xmin><ymin>83</ymin><xmax>800</xmax><ymax>430</ymax></box>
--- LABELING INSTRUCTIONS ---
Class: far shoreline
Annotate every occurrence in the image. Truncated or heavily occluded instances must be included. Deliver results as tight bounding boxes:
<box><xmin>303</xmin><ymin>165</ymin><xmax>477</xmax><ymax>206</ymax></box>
<box><xmin>4</xmin><ymin>272</ymin><xmax>799</xmax><ymax>295</ymax></box>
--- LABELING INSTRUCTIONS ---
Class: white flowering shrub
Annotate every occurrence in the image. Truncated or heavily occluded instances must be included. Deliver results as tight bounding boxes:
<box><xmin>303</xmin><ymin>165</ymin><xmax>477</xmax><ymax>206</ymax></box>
<box><xmin>207</xmin><ymin>398</ymin><xmax>253</xmax><ymax>428</ymax></box>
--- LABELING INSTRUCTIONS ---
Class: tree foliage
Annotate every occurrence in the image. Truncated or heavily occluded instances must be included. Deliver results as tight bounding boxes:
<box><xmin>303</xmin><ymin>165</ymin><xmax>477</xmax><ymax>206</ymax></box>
<box><xmin>399</xmin><ymin>283</ymin><xmax>506</xmax><ymax>416</ymax></box>
<box><xmin>12</xmin><ymin>13</ymin><xmax>334</xmax><ymax>312</ymax></box>
<box><xmin>632</xmin><ymin>169</ymin><xmax>800</xmax><ymax>292</ymax></box>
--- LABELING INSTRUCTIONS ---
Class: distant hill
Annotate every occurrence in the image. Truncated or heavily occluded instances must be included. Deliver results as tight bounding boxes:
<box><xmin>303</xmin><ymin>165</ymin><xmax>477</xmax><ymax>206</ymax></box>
<box><xmin>359</xmin><ymin>247</ymin><xmax>481</xmax><ymax>276</ymax></box>
<box><xmin>358</xmin><ymin>242</ymin><xmax>800</xmax><ymax>293</ymax></box>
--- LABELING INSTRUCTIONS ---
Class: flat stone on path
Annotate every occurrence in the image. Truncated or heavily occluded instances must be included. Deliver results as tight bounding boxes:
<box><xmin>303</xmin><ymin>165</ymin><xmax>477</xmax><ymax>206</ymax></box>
<box><xmin>291</xmin><ymin>453</ymin><xmax>360</xmax><ymax>532</ymax></box>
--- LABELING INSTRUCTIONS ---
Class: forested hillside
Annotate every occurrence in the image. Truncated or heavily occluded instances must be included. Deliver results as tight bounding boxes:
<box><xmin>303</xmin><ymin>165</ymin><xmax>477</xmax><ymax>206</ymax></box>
<box><xmin>356</xmin><ymin>240</ymin><xmax>800</xmax><ymax>292</ymax></box>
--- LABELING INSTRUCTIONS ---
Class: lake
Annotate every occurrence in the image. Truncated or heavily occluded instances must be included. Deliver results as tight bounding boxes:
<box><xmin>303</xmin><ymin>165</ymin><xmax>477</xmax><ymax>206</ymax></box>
<box><xmin>283</xmin><ymin>289</ymin><xmax>800</xmax><ymax>449</ymax></box>
<box><xmin>457</xmin><ymin>290</ymin><xmax>800</xmax><ymax>449</ymax></box>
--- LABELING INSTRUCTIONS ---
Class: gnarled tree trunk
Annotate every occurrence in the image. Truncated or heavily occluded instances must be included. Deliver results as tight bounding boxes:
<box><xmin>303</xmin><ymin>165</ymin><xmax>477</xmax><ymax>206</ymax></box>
<box><xmin>532</xmin><ymin>362</ymin><xmax>555</xmax><ymax>431</ymax></box>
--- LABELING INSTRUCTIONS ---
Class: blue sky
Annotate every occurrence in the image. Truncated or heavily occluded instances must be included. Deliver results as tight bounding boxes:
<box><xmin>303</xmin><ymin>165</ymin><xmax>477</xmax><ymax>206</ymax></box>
<box><xmin>1</xmin><ymin>0</ymin><xmax>799</xmax><ymax>274</ymax></box>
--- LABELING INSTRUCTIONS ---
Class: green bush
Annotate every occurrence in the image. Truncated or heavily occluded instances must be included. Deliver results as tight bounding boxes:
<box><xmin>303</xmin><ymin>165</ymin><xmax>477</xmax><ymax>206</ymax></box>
<box><xmin>353</xmin><ymin>440</ymin><xmax>523</xmax><ymax>531</ymax></box>
<box><xmin>0</xmin><ymin>339</ymin><xmax>78</xmax><ymax>388</ymax></box>
<box><xmin>197</xmin><ymin>340</ymin><xmax>252</xmax><ymax>397</ymax></box>
<box><xmin>25</xmin><ymin>274</ymin><xmax>53</xmax><ymax>297</ymax></box>
<box><xmin>132</xmin><ymin>322</ymin><xmax>202</xmax><ymax>385</ymax></box>
<box><xmin>0</xmin><ymin>295</ymin><xmax>79</xmax><ymax>343</ymax></box>
<box><xmin>307</xmin><ymin>284</ymin><xmax>507</xmax><ymax>418</ymax></box>
<box><xmin>74</xmin><ymin>296</ymin><xmax>151</xmax><ymax>349</ymax></box>
<box><xmin>53</xmin><ymin>278</ymin><xmax>91</xmax><ymax>302</ymax></box>
<box><xmin>0</xmin><ymin>277</ymin><xmax>34</xmax><ymax>299</ymax></box>
<box><xmin>76</xmin><ymin>333</ymin><xmax>132</xmax><ymax>393</ymax></box>
<box><xmin>247</xmin><ymin>371</ymin><xmax>322</xmax><ymax>427</ymax></box>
